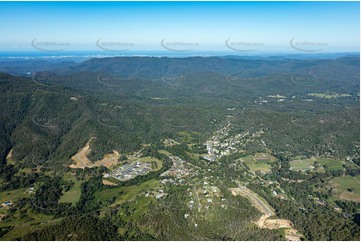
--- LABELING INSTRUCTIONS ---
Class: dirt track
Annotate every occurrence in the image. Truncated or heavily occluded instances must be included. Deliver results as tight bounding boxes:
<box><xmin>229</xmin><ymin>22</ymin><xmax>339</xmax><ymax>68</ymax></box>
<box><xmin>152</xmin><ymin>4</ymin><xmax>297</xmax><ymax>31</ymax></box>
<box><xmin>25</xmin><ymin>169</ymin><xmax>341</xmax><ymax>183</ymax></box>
<box><xmin>230</xmin><ymin>187</ymin><xmax>302</xmax><ymax>241</ymax></box>
<box><xmin>230</xmin><ymin>187</ymin><xmax>274</xmax><ymax>216</ymax></box>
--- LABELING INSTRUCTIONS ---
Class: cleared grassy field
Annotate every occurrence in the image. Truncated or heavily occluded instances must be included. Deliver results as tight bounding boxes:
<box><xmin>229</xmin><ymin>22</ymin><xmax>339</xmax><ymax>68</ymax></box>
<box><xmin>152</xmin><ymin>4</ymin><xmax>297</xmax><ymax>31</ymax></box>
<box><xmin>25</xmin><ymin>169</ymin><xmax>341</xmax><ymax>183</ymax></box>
<box><xmin>290</xmin><ymin>158</ymin><xmax>316</xmax><ymax>171</ymax></box>
<box><xmin>254</xmin><ymin>153</ymin><xmax>277</xmax><ymax>162</ymax></box>
<box><xmin>58</xmin><ymin>173</ymin><xmax>83</xmax><ymax>205</ymax></box>
<box><xmin>247</xmin><ymin>162</ymin><xmax>272</xmax><ymax>173</ymax></box>
<box><xmin>328</xmin><ymin>175</ymin><xmax>360</xmax><ymax>202</ymax></box>
<box><xmin>242</xmin><ymin>153</ymin><xmax>276</xmax><ymax>174</ymax></box>
<box><xmin>118</xmin><ymin>195</ymin><xmax>156</xmax><ymax>222</ymax></box>
<box><xmin>0</xmin><ymin>188</ymin><xmax>30</xmax><ymax>204</ymax></box>
<box><xmin>308</xmin><ymin>92</ymin><xmax>351</xmax><ymax>99</ymax></box>
<box><xmin>177</xmin><ymin>131</ymin><xmax>196</xmax><ymax>143</ymax></box>
<box><xmin>344</xmin><ymin>161</ymin><xmax>359</xmax><ymax>170</ymax></box>
<box><xmin>0</xmin><ymin>187</ymin><xmax>47</xmax><ymax>240</ymax></box>
<box><xmin>164</xmin><ymin>138</ymin><xmax>180</xmax><ymax>147</ymax></box>
<box><xmin>187</xmin><ymin>151</ymin><xmax>208</xmax><ymax>161</ymax></box>
<box><xmin>95</xmin><ymin>179</ymin><xmax>161</xmax><ymax>205</ymax></box>
<box><xmin>158</xmin><ymin>150</ymin><xmax>172</xmax><ymax>156</ymax></box>
<box><xmin>96</xmin><ymin>180</ymin><xmax>162</xmax><ymax>224</ymax></box>
<box><xmin>58</xmin><ymin>180</ymin><xmax>82</xmax><ymax>205</ymax></box>
<box><xmin>0</xmin><ymin>206</ymin><xmax>58</xmax><ymax>240</ymax></box>
<box><xmin>242</xmin><ymin>155</ymin><xmax>254</xmax><ymax>163</ymax></box>
<box><xmin>290</xmin><ymin>157</ymin><xmax>346</xmax><ymax>172</ymax></box>
<box><xmin>318</xmin><ymin>158</ymin><xmax>344</xmax><ymax>171</ymax></box>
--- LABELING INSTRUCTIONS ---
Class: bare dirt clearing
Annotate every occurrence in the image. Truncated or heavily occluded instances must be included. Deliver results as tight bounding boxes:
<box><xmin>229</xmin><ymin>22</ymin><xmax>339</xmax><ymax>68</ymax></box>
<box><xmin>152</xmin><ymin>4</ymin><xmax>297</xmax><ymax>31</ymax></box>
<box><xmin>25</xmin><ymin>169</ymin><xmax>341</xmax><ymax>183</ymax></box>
<box><xmin>6</xmin><ymin>149</ymin><xmax>15</xmax><ymax>165</ymax></box>
<box><xmin>102</xmin><ymin>179</ymin><xmax>118</xmax><ymax>186</ymax></box>
<box><xmin>70</xmin><ymin>137</ymin><xmax>120</xmax><ymax>169</ymax></box>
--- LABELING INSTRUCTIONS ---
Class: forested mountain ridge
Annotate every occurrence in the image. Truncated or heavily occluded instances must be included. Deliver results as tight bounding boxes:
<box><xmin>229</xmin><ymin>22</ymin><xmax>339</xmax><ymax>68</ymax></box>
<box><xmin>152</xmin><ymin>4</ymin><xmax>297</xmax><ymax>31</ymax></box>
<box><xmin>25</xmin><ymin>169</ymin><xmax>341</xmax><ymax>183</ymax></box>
<box><xmin>1</xmin><ymin>56</ymin><xmax>358</xmax><ymax>166</ymax></box>
<box><xmin>26</xmin><ymin>56</ymin><xmax>359</xmax><ymax>93</ymax></box>
<box><xmin>0</xmin><ymin>55</ymin><xmax>359</xmax><ymax>168</ymax></box>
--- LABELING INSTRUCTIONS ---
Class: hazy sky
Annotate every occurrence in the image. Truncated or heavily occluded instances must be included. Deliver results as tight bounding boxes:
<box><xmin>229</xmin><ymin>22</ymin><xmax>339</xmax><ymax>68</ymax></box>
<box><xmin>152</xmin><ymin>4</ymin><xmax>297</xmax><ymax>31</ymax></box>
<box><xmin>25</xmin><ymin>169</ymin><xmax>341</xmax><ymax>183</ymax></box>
<box><xmin>0</xmin><ymin>1</ymin><xmax>359</xmax><ymax>53</ymax></box>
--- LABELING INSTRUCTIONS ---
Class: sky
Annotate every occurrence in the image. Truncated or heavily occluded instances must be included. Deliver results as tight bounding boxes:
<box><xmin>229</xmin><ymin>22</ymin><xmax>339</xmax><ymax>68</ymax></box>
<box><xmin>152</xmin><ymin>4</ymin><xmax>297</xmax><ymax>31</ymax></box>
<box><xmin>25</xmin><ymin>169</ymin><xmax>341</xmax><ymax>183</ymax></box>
<box><xmin>0</xmin><ymin>1</ymin><xmax>359</xmax><ymax>54</ymax></box>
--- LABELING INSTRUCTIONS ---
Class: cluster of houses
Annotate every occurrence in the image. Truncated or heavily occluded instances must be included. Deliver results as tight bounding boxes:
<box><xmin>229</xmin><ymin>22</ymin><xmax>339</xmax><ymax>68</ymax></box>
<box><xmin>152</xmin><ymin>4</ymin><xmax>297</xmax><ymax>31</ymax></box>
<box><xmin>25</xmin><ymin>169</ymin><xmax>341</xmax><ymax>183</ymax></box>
<box><xmin>0</xmin><ymin>188</ymin><xmax>35</xmax><ymax>212</ymax></box>
<box><xmin>144</xmin><ymin>189</ymin><xmax>167</xmax><ymax>199</ymax></box>
<box><xmin>204</xmin><ymin>122</ymin><xmax>254</xmax><ymax>161</ymax></box>
<box><xmin>161</xmin><ymin>156</ymin><xmax>192</xmax><ymax>179</ymax></box>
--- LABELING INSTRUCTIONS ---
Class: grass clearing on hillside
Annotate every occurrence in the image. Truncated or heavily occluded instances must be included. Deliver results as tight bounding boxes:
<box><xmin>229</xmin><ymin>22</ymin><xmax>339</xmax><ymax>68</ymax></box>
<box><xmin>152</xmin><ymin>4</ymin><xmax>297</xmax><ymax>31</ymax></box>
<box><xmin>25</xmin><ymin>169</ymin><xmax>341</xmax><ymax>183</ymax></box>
<box><xmin>308</xmin><ymin>92</ymin><xmax>351</xmax><ymax>99</ymax></box>
<box><xmin>328</xmin><ymin>175</ymin><xmax>360</xmax><ymax>202</ymax></box>
<box><xmin>0</xmin><ymin>203</ymin><xmax>58</xmax><ymax>240</ymax></box>
<box><xmin>247</xmin><ymin>163</ymin><xmax>272</xmax><ymax>173</ymax></box>
<box><xmin>318</xmin><ymin>158</ymin><xmax>344</xmax><ymax>171</ymax></box>
<box><xmin>254</xmin><ymin>153</ymin><xmax>276</xmax><ymax>162</ymax></box>
<box><xmin>0</xmin><ymin>216</ymin><xmax>60</xmax><ymax>240</ymax></box>
<box><xmin>95</xmin><ymin>179</ymin><xmax>162</xmax><ymax>206</ymax></box>
<box><xmin>242</xmin><ymin>153</ymin><xmax>276</xmax><ymax>174</ymax></box>
<box><xmin>242</xmin><ymin>155</ymin><xmax>255</xmax><ymax>163</ymax></box>
<box><xmin>177</xmin><ymin>131</ymin><xmax>202</xmax><ymax>144</ymax></box>
<box><xmin>344</xmin><ymin>161</ymin><xmax>359</xmax><ymax>170</ymax></box>
<box><xmin>58</xmin><ymin>172</ymin><xmax>83</xmax><ymax>205</ymax></box>
<box><xmin>290</xmin><ymin>157</ymin><xmax>345</xmax><ymax>172</ymax></box>
<box><xmin>290</xmin><ymin>158</ymin><xmax>316</xmax><ymax>171</ymax></box>
<box><xmin>164</xmin><ymin>138</ymin><xmax>180</xmax><ymax>147</ymax></box>
<box><xmin>159</xmin><ymin>150</ymin><xmax>172</xmax><ymax>156</ymax></box>
<box><xmin>118</xmin><ymin>196</ymin><xmax>156</xmax><ymax>222</ymax></box>
<box><xmin>0</xmin><ymin>188</ymin><xmax>30</xmax><ymax>204</ymax></box>
<box><xmin>58</xmin><ymin>180</ymin><xmax>82</xmax><ymax>205</ymax></box>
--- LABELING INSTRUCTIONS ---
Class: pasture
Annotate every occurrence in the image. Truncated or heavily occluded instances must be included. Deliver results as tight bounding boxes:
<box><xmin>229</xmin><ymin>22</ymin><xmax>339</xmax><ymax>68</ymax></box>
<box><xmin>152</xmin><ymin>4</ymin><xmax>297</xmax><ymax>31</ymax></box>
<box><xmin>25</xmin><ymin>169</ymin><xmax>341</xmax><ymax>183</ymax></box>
<box><xmin>328</xmin><ymin>175</ymin><xmax>360</xmax><ymax>202</ymax></box>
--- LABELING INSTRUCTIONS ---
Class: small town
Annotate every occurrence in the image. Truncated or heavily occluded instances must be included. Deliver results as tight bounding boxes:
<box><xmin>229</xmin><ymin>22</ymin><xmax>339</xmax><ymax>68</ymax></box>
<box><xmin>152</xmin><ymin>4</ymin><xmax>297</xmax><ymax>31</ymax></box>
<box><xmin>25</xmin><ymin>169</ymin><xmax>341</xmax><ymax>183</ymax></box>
<box><xmin>204</xmin><ymin>119</ymin><xmax>265</xmax><ymax>162</ymax></box>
